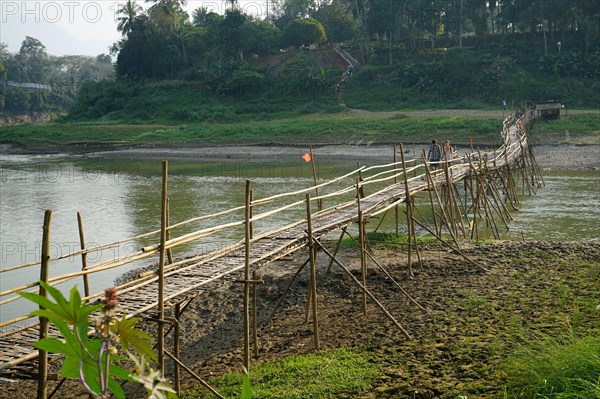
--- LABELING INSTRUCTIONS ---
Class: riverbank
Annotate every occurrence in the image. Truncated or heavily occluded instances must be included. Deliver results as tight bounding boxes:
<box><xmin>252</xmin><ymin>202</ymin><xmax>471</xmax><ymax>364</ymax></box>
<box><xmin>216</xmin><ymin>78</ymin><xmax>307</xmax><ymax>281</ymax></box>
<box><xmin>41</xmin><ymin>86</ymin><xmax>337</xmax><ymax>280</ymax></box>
<box><xmin>2</xmin><ymin>142</ymin><xmax>599</xmax><ymax>170</ymax></box>
<box><xmin>1</xmin><ymin>240</ymin><xmax>598</xmax><ymax>398</ymax></box>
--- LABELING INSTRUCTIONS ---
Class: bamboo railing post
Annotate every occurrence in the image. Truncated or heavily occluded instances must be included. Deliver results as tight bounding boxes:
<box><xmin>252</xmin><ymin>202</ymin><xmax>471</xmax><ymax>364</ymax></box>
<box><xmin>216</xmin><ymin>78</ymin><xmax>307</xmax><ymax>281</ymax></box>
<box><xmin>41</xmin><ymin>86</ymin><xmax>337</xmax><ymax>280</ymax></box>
<box><xmin>393</xmin><ymin>144</ymin><xmax>399</xmax><ymax>235</ymax></box>
<box><xmin>399</xmin><ymin>144</ymin><xmax>414</xmax><ymax>278</ymax></box>
<box><xmin>305</xmin><ymin>193</ymin><xmax>320</xmax><ymax>349</ymax></box>
<box><xmin>37</xmin><ymin>210</ymin><xmax>52</xmax><ymax>399</ymax></box>
<box><xmin>249</xmin><ymin>189</ymin><xmax>254</xmax><ymax>239</ymax></box>
<box><xmin>158</xmin><ymin>160</ymin><xmax>168</xmax><ymax>375</ymax></box>
<box><xmin>358</xmin><ymin>210</ymin><xmax>368</xmax><ymax>315</ymax></box>
<box><xmin>166</xmin><ymin>197</ymin><xmax>174</xmax><ymax>264</ymax></box>
<box><xmin>244</xmin><ymin>180</ymin><xmax>252</xmax><ymax>371</ymax></box>
<box><xmin>76</xmin><ymin>211</ymin><xmax>90</xmax><ymax>298</ymax></box>
<box><xmin>308</xmin><ymin>145</ymin><xmax>322</xmax><ymax>211</ymax></box>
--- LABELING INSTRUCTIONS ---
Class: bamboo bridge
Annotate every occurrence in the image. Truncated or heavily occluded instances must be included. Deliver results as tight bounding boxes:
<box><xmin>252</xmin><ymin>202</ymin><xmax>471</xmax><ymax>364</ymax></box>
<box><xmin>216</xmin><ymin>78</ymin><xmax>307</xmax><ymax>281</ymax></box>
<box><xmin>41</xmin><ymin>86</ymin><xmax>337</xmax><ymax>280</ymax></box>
<box><xmin>0</xmin><ymin>111</ymin><xmax>543</xmax><ymax>398</ymax></box>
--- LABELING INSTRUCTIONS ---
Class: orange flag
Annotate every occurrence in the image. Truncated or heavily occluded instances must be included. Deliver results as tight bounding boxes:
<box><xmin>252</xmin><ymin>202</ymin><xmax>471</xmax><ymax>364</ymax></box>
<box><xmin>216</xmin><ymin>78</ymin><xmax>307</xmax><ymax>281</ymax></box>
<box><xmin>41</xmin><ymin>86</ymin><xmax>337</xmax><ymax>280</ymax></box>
<box><xmin>302</xmin><ymin>153</ymin><xmax>313</xmax><ymax>162</ymax></box>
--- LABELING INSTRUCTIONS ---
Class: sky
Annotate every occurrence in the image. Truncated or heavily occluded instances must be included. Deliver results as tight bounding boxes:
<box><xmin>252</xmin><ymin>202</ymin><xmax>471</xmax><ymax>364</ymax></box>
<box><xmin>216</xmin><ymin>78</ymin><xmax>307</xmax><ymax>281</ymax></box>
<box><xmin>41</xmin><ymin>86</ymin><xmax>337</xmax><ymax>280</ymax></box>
<box><xmin>1</xmin><ymin>1</ymin><xmax>271</xmax><ymax>57</ymax></box>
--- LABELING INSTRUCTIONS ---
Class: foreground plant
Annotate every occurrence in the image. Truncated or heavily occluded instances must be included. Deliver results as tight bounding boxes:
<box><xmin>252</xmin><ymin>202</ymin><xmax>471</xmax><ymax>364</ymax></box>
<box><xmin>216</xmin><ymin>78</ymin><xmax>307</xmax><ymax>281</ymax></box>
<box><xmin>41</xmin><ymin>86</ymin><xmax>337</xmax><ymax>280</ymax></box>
<box><xmin>19</xmin><ymin>283</ymin><xmax>177</xmax><ymax>399</ymax></box>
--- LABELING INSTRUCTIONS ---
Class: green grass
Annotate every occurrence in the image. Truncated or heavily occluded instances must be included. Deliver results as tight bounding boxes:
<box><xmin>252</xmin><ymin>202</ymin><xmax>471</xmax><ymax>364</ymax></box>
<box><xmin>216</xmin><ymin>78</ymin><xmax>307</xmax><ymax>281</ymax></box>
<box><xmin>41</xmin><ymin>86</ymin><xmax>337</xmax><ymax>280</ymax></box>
<box><xmin>501</xmin><ymin>332</ymin><xmax>600</xmax><ymax>399</ymax></box>
<box><xmin>1</xmin><ymin>112</ymin><xmax>504</xmax><ymax>147</ymax></box>
<box><xmin>342</xmin><ymin>231</ymin><xmax>439</xmax><ymax>249</ymax></box>
<box><xmin>180</xmin><ymin>348</ymin><xmax>379</xmax><ymax>399</ymax></box>
<box><xmin>529</xmin><ymin>113</ymin><xmax>600</xmax><ymax>145</ymax></box>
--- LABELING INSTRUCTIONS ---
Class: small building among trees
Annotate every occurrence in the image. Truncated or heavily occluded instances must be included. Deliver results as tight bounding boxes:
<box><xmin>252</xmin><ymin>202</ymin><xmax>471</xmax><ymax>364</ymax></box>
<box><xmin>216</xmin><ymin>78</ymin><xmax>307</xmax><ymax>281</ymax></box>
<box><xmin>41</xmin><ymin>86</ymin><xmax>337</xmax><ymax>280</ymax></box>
<box><xmin>535</xmin><ymin>101</ymin><xmax>562</xmax><ymax>120</ymax></box>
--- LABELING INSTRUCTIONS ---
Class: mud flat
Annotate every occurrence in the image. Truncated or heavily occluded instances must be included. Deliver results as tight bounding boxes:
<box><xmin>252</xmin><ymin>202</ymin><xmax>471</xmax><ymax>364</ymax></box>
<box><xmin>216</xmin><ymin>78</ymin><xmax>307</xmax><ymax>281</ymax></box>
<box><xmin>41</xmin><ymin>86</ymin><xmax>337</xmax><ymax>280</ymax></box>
<box><xmin>1</xmin><ymin>240</ymin><xmax>598</xmax><ymax>398</ymax></box>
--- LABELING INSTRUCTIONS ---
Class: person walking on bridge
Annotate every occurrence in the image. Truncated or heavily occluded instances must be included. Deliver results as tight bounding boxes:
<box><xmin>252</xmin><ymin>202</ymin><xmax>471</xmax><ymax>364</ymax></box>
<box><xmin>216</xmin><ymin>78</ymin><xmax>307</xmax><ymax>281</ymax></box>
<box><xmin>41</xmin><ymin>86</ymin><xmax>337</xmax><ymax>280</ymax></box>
<box><xmin>427</xmin><ymin>139</ymin><xmax>442</xmax><ymax>170</ymax></box>
<box><xmin>441</xmin><ymin>139</ymin><xmax>455</xmax><ymax>168</ymax></box>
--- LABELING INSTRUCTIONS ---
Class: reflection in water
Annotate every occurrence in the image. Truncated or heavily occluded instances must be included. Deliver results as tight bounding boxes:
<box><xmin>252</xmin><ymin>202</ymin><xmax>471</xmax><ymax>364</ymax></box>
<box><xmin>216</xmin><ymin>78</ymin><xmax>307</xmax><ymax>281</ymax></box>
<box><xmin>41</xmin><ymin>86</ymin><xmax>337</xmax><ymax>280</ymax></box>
<box><xmin>0</xmin><ymin>155</ymin><xmax>598</xmax><ymax>324</ymax></box>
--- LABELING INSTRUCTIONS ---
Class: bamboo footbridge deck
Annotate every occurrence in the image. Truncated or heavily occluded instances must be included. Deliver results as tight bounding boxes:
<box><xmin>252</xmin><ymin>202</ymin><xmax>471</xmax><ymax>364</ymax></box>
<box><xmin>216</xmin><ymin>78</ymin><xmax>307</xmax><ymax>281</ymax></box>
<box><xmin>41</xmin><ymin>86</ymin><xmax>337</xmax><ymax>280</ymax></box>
<box><xmin>0</xmin><ymin>112</ymin><xmax>543</xmax><ymax>395</ymax></box>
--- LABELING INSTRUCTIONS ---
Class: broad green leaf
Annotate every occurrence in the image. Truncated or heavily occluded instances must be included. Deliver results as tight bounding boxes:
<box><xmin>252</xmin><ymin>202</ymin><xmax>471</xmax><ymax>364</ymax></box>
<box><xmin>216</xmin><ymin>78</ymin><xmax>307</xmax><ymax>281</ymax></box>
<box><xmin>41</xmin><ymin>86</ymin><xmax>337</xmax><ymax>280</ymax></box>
<box><xmin>17</xmin><ymin>291</ymin><xmax>56</xmax><ymax>310</ymax></box>
<box><xmin>33</xmin><ymin>337</ymin><xmax>70</xmax><ymax>355</ymax></box>
<box><xmin>30</xmin><ymin>310</ymin><xmax>70</xmax><ymax>337</ymax></box>
<box><xmin>80</xmin><ymin>303</ymin><xmax>103</xmax><ymax>319</ymax></box>
<box><xmin>116</xmin><ymin>316</ymin><xmax>157</xmax><ymax>361</ymax></box>
<box><xmin>41</xmin><ymin>281</ymin><xmax>70</xmax><ymax>312</ymax></box>
<box><xmin>81</xmin><ymin>360</ymin><xmax>101</xmax><ymax>396</ymax></box>
<box><xmin>60</xmin><ymin>356</ymin><xmax>81</xmax><ymax>379</ymax></box>
<box><xmin>18</xmin><ymin>291</ymin><xmax>70</xmax><ymax>322</ymax></box>
<box><xmin>109</xmin><ymin>364</ymin><xmax>135</xmax><ymax>383</ymax></box>
<box><xmin>107</xmin><ymin>377</ymin><xmax>126</xmax><ymax>399</ymax></box>
<box><xmin>69</xmin><ymin>285</ymin><xmax>82</xmax><ymax>322</ymax></box>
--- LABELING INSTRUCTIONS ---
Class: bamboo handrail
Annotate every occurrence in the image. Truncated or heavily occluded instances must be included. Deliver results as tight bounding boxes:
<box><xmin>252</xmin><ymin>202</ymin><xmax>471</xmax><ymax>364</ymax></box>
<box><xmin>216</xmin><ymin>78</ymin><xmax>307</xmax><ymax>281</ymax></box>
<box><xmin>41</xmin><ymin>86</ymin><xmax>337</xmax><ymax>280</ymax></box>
<box><xmin>251</xmin><ymin>165</ymin><xmax>366</xmax><ymax>207</ymax></box>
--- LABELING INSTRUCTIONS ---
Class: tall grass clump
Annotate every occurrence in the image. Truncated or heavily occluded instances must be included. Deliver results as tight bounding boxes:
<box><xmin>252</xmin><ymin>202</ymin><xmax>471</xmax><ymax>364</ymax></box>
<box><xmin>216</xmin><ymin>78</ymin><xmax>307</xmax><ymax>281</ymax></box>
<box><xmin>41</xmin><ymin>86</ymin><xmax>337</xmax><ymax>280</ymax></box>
<box><xmin>502</xmin><ymin>331</ymin><xmax>600</xmax><ymax>398</ymax></box>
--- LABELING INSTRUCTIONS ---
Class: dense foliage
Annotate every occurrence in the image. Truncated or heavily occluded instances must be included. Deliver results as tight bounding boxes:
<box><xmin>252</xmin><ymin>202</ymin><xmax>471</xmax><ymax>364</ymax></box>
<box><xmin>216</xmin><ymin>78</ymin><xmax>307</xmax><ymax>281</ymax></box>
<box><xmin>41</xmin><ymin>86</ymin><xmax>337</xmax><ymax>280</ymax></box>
<box><xmin>1</xmin><ymin>0</ymin><xmax>598</xmax><ymax>118</ymax></box>
<box><xmin>0</xmin><ymin>39</ymin><xmax>113</xmax><ymax>116</ymax></box>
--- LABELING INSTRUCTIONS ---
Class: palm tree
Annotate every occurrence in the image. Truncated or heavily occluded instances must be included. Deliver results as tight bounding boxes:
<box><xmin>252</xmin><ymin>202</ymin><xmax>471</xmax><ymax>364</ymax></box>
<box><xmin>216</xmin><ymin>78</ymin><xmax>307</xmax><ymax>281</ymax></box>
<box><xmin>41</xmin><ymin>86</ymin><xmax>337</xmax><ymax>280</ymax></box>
<box><xmin>117</xmin><ymin>0</ymin><xmax>143</xmax><ymax>35</ymax></box>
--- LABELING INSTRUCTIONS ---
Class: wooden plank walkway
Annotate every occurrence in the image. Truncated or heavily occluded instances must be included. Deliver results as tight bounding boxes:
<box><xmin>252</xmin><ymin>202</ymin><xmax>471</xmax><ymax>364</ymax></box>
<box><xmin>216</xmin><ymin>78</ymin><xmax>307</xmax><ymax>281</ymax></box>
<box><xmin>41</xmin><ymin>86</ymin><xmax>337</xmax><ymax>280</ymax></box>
<box><xmin>0</xmin><ymin>122</ymin><xmax>525</xmax><ymax>378</ymax></box>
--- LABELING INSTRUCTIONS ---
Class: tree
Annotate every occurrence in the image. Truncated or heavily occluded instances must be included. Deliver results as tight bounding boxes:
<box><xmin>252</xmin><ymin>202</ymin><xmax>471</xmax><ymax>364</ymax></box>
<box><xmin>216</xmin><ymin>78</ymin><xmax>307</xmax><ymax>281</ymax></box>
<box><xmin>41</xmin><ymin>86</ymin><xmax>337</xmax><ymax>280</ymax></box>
<box><xmin>312</xmin><ymin>1</ymin><xmax>357</xmax><ymax>43</ymax></box>
<box><xmin>282</xmin><ymin>18</ymin><xmax>327</xmax><ymax>47</ymax></box>
<box><xmin>116</xmin><ymin>0</ymin><xmax>144</xmax><ymax>35</ymax></box>
<box><xmin>14</xmin><ymin>36</ymin><xmax>49</xmax><ymax>83</ymax></box>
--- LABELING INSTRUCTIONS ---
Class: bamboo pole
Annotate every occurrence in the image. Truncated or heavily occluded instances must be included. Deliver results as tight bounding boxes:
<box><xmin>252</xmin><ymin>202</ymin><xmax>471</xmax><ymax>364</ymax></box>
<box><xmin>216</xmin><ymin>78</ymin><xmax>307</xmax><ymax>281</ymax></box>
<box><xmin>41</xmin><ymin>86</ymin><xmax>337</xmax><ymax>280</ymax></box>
<box><xmin>341</xmin><ymin>230</ymin><xmax>425</xmax><ymax>311</ymax></box>
<box><xmin>158</xmin><ymin>160</ymin><xmax>168</xmax><ymax>375</ymax></box>
<box><xmin>422</xmin><ymin>155</ymin><xmax>461</xmax><ymax>248</ymax></box>
<box><xmin>399</xmin><ymin>144</ymin><xmax>414</xmax><ymax>278</ymax></box>
<box><xmin>166</xmin><ymin>197</ymin><xmax>174</xmax><ymax>265</ymax></box>
<box><xmin>174</xmin><ymin>303</ymin><xmax>181</xmax><ymax>395</ymax></box>
<box><xmin>308</xmin><ymin>145</ymin><xmax>322</xmax><ymax>211</ymax></box>
<box><xmin>313</xmin><ymin>237</ymin><xmax>412</xmax><ymax>340</ymax></box>
<box><xmin>76</xmin><ymin>212</ymin><xmax>90</xmax><ymax>298</ymax></box>
<box><xmin>410</xmin><ymin>217</ymin><xmax>488</xmax><ymax>272</ymax></box>
<box><xmin>358</xmin><ymin>210</ymin><xmax>368</xmax><ymax>315</ymax></box>
<box><xmin>244</xmin><ymin>180</ymin><xmax>252</xmax><ymax>371</ymax></box>
<box><xmin>422</xmin><ymin>150</ymin><xmax>440</xmax><ymax>236</ymax></box>
<box><xmin>164</xmin><ymin>350</ymin><xmax>225</xmax><ymax>399</ymax></box>
<box><xmin>37</xmin><ymin>210</ymin><xmax>52</xmax><ymax>399</ymax></box>
<box><xmin>263</xmin><ymin>258</ymin><xmax>310</xmax><ymax>327</ymax></box>
<box><xmin>305</xmin><ymin>193</ymin><xmax>320</xmax><ymax>349</ymax></box>
<box><xmin>252</xmin><ymin>269</ymin><xmax>259</xmax><ymax>358</ymax></box>
<box><xmin>394</xmin><ymin>144</ymin><xmax>399</xmax><ymax>235</ymax></box>
<box><xmin>326</xmin><ymin>228</ymin><xmax>347</xmax><ymax>273</ymax></box>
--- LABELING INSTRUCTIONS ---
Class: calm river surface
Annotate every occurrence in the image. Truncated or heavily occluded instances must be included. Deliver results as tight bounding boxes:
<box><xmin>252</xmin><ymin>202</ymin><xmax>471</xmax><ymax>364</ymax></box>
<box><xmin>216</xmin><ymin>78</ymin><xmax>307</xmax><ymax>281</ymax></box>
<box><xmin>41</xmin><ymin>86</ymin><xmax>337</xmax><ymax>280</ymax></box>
<box><xmin>1</xmin><ymin>153</ymin><xmax>598</xmax><ymax>324</ymax></box>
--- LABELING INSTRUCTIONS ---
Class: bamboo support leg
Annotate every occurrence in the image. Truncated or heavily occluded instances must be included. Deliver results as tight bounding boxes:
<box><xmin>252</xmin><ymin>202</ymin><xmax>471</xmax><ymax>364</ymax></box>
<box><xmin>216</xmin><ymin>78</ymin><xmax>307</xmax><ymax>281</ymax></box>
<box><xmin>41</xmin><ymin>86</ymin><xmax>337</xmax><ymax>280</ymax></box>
<box><xmin>158</xmin><ymin>161</ymin><xmax>168</xmax><ymax>375</ymax></box>
<box><xmin>164</xmin><ymin>350</ymin><xmax>226</xmax><ymax>399</ymax></box>
<box><xmin>313</xmin><ymin>237</ymin><xmax>412</xmax><ymax>340</ymax></box>
<box><xmin>410</xmin><ymin>217</ymin><xmax>488</xmax><ymax>272</ymax></box>
<box><xmin>174</xmin><ymin>304</ymin><xmax>181</xmax><ymax>395</ymax></box>
<box><xmin>342</xmin><ymin>230</ymin><xmax>425</xmax><ymax>311</ymax></box>
<box><xmin>76</xmin><ymin>212</ymin><xmax>90</xmax><ymax>299</ymax></box>
<box><xmin>244</xmin><ymin>180</ymin><xmax>252</xmax><ymax>371</ymax></box>
<box><xmin>37</xmin><ymin>210</ymin><xmax>52</xmax><ymax>399</ymax></box>
<box><xmin>252</xmin><ymin>270</ymin><xmax>259</xmax><ymax>358</ymax></box>
<box><xmin>264</xmin><ymin>258</ymin><xmax>310</xmax><ymax>327</ymax></box>
<box><xmin>305</xmin><ymin>193</ymin><xmax>320</xmax><ymax>349</ymax></box>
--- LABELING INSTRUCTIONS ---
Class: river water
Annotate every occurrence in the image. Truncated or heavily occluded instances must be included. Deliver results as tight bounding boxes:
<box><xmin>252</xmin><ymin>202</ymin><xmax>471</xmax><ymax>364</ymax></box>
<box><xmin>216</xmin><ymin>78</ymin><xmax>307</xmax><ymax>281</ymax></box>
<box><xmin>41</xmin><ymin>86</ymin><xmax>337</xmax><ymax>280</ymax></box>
<box><xmin>1</xmin><ymin>153</ymin><xmax>598</xmax><ymax>324</ymax></box>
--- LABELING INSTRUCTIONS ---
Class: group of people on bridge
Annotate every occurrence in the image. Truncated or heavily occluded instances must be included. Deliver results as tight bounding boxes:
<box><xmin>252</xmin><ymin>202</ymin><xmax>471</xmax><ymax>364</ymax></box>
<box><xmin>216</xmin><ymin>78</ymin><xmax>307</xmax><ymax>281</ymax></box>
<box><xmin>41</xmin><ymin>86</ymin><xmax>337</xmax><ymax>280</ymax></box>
<box><xmin>427</xmin><ymin>139</ymin><xmax>455</xmax><ymax>171</ymax></box>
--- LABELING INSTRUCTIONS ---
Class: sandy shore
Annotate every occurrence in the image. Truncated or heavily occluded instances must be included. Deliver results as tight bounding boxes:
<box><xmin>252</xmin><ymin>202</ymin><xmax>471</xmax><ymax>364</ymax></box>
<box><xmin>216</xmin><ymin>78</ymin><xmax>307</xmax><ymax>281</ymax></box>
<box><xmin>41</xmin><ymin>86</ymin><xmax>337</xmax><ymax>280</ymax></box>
<box><xmin>90</xmin><ymin>143</ymin><xmax>600</xmax><ymax>171</ymax></box>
